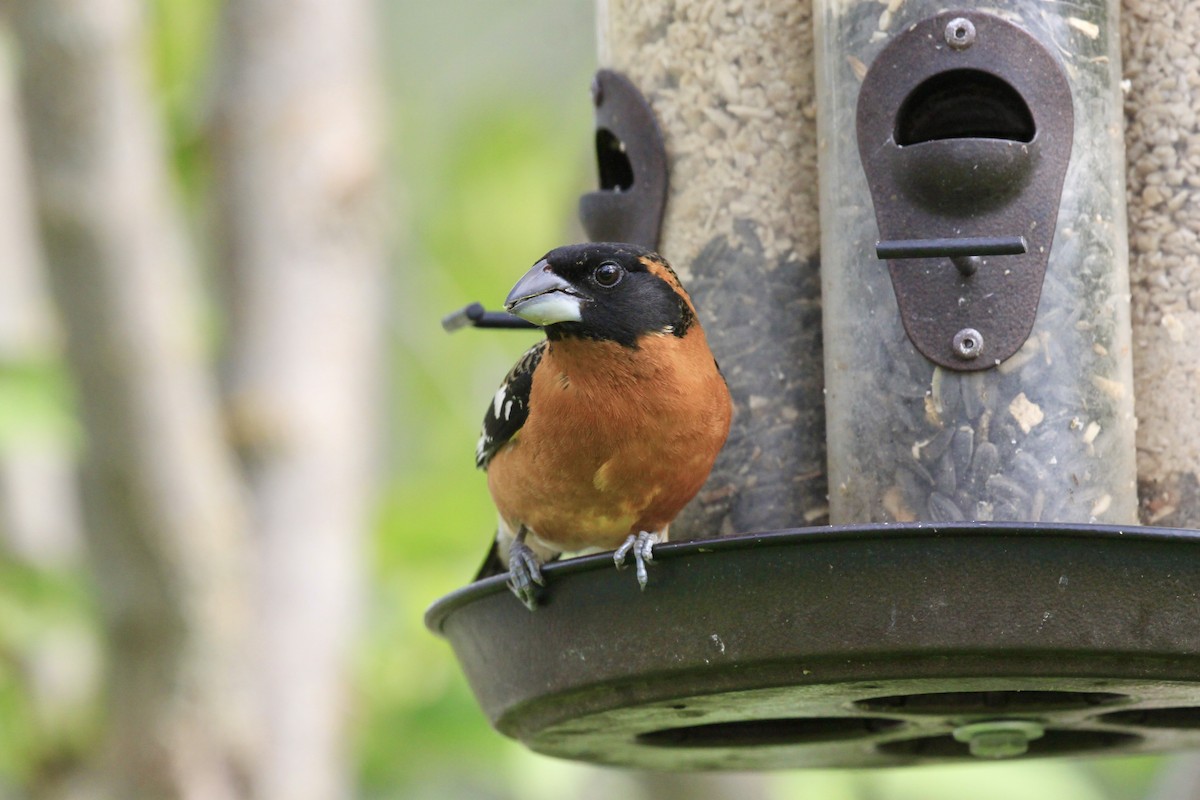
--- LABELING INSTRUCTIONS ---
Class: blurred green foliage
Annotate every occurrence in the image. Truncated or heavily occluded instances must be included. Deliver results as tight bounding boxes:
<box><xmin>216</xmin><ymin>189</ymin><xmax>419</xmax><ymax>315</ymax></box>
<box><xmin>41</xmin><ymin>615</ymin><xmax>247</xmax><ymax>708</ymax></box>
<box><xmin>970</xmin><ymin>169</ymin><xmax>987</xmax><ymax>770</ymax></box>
<box><xmin>0</xmin><ymin>558</ymin><xmax>99</xmax><ymax>790</ymax></box>
<box><xmin>0</xmin><ymin>362</ymin><xmax>77</xmax><ymax>449</ymax></box>
<box><xmin>362</xmin><ymin>2</ymin><xmax>596</xmax><ymax>792</ymax></box>
<box><xmin>147</xmin><ymin>0</ymin><xmax>219</xmax><ymax>202</ymax></box>
<box><xmin>0</xmin><ymin>1</ymin><xmax>1184</xmax><ymax>798</ymax></box>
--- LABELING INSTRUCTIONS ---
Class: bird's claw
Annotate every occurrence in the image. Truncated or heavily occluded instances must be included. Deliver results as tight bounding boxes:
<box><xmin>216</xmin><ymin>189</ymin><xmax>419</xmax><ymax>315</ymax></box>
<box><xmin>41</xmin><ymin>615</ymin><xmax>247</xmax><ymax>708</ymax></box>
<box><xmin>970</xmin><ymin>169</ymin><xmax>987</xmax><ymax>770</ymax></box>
<box><xmin>507</xmin><ymin>538</ymin><xmax>545</xmax><ymax>611</ymax></box>
<box><xmin>614</xmin><ymin>531</ymin><xmax>659</xmax><ymax>590</ymax></box>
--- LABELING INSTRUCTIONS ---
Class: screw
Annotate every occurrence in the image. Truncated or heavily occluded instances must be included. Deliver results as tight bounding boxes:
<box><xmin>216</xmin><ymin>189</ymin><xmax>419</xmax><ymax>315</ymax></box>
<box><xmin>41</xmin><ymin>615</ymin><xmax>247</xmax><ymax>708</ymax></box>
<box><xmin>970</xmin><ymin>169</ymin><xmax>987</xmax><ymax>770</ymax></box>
<box><xmin>945</xmin><ymin>17</ymin><xmax>977</xmax><ymax>49</ymax></box>
<box><xmin>952</xmin><ymin>328</ymin><xmax>983</xmax><ymax>359</ymax></box>
<box><xmin>953</xmin><ymin>720</ymin><xmax>1045</xmax><ymax>759</ymax></box>
<box><xmin>952</xmin><ymin>255</ymin><xmax>981</xmax><ymax>276</ymax></box>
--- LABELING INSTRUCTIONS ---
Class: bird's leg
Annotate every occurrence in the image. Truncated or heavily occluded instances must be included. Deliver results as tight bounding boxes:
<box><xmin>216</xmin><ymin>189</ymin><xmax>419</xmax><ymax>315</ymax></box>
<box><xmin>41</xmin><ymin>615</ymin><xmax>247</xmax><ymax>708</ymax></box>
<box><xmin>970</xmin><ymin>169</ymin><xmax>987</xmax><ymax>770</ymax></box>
<box><xmin>613</xmin><ymin>530</ymin><xmax>660</xmax><ymax>590</ymax></box>
<box><xmin>507</xmin><ymin>525</ymin><xmax>544</xmax><ymax>611</ymax></box>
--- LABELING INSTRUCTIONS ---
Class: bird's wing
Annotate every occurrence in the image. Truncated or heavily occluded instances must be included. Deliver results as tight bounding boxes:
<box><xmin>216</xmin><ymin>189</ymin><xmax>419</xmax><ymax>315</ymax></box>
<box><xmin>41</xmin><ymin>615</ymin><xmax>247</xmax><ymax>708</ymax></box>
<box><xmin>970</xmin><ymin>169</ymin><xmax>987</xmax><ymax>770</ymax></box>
<box><xmin>475</xmin><ymin>340</ymin><xmax>546</xmax><ymax>470</ymax></box>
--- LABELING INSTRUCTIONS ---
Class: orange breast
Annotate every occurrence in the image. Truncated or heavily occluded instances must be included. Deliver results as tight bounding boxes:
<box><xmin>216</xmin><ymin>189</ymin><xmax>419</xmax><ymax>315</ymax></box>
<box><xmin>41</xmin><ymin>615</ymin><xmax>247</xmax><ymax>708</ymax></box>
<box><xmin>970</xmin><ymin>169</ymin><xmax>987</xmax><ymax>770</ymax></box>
<box><xmin>486</xmin><ymin>328</ymin><xmax>732</xmax><ymax>552</ymax></box>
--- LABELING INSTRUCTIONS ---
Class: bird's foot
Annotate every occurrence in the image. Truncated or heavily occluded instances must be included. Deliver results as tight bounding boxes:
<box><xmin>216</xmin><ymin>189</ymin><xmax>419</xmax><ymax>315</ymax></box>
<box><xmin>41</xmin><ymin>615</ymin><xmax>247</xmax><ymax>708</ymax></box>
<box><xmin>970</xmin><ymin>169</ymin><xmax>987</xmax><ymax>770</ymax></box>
<box><xmin>614</xmin><ymin>531</ymin><xmax>660</xmax><ymax>590</ymax></box>
<box><xmin>507</xmin><ymin>537</ymin><xmax>545</xmax><ymax>611</ymax></box>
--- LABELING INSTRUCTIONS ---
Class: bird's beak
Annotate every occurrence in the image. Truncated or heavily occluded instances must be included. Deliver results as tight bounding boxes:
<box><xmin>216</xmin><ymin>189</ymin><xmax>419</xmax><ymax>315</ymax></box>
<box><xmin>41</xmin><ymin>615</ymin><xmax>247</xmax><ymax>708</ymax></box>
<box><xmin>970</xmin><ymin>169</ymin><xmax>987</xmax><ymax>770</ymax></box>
<box><xmin>504</xmin><ymin>260</ymin><xmax>585</xmax><ymax>326</ymax></box>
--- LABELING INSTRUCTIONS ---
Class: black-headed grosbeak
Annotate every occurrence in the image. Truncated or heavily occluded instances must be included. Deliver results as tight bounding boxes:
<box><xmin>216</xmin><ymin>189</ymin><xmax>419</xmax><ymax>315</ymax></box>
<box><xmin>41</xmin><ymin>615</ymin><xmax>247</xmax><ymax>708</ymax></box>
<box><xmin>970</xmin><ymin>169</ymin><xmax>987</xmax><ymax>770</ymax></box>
<box><xmin>475</xmin><ymin>242</ymin><xmax>733</xmax><ymax>609</ymax></box>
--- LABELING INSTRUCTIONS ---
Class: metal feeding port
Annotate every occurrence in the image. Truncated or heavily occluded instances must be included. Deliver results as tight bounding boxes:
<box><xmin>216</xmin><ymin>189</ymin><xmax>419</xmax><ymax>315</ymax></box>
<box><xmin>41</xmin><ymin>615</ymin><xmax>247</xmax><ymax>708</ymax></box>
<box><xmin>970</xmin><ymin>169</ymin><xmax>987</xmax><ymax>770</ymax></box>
<box><xmin>577</xmin><ymin>69</ymin><xmax>668</xmax><ymax>250</ymax></box>
<box><xmin>856</xmin><ymin>11</ymin><xmax>1074</xmax><ymax>370</ymax></box>
<box><xmin>427</xmin><ymin>524</ymin><xmax>1200</xmax><ymax>769</ymax></box>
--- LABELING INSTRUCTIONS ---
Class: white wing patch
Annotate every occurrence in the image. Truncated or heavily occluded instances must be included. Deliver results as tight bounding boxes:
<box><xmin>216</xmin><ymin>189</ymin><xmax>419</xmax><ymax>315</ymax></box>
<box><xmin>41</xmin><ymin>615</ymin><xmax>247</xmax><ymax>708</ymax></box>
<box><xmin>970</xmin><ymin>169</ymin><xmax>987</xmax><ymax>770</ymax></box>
<box><xmin>476</xmin><ymin>340</ymin><xmax>545</xmax><ymax>470</ymax></box>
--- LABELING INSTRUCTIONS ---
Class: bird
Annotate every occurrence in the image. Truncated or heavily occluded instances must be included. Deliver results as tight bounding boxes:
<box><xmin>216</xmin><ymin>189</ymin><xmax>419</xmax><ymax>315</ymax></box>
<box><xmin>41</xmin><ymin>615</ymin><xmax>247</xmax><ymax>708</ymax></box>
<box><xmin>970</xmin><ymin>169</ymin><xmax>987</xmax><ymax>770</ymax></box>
<box><xmin>474</xmin><ymin>242</ymin><xmax>733</xmax><ymax>610</ymax></box>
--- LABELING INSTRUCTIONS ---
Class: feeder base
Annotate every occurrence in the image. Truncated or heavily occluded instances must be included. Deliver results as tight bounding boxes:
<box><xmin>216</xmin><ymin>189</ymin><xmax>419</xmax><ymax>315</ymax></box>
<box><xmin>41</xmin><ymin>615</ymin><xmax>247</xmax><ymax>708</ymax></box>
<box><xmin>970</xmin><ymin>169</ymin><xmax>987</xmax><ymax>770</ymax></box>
<box><xmin>425</xmin><ymin>523</ymin><xmax>1200</xmax><ymax>769</ymax></box>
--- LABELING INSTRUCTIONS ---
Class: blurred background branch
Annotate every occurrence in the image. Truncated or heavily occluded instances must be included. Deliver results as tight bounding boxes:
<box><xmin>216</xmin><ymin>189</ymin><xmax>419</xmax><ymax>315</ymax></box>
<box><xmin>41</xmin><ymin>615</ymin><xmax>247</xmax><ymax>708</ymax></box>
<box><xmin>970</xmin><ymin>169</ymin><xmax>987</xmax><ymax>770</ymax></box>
<box><xmin>7</xmin><ymin>0</ymin><xmax>255</xmax><ymax>797</ymax></box>
<box><xmin>210</xmin><ymin>0</ymin><xmax>385</xmax><ymax>796</ymax></box>
<box><xmin>0</xmin><ymin>16</ymin><xmax>94</xmax><ymax>800</ymax></box>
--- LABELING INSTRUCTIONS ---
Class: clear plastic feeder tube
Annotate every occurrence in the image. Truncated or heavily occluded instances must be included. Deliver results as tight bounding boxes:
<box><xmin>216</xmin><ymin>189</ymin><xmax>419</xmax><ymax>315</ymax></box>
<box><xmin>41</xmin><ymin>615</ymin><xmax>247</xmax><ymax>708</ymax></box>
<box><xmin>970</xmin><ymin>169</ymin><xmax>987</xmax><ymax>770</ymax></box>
<box><xmin>816</xmin><ymin>0</ymin><xmax>1138</xmax><ymax>524</ymax></box>
<box><xmin>1123</xmin><ymin>2</ymin><xmax>1200</xmax><ymax>528</ymax></box>
<box><xmin>598</xmin><ymin>1</ymin><xmax>828</xmax><ymax>535</ymax></box>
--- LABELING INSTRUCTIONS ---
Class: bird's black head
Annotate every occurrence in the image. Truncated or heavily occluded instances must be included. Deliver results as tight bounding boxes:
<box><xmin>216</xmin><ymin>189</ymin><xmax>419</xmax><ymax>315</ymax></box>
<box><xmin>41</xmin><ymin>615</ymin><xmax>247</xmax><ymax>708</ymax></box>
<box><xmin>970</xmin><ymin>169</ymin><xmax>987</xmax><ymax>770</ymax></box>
<box><xmin>504</xmin><ymin>243</ymin><xmax>695</xmax><ymax>348</ymax></box>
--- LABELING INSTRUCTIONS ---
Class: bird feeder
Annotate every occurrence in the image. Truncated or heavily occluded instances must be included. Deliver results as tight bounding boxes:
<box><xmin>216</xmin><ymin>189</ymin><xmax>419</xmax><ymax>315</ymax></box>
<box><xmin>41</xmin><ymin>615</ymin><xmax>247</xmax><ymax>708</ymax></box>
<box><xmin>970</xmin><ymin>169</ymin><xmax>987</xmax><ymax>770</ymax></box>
<box><xmin>428</xmin><ymin>0</ymin><xmax>1200</xmax><ymax>770</ymax></box>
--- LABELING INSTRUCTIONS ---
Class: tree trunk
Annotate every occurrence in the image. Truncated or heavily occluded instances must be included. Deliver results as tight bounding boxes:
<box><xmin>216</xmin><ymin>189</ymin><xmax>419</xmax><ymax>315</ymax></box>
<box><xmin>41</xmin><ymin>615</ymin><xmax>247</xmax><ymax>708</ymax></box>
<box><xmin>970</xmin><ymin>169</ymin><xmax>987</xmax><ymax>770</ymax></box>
<box><xmin>7</xmin><ymin>2</ymin><xmax>257</xmax><ymax>797</ymax></box>
<box><xmin>0</xmin><ymin>20</ymin><xmax>96</xmax><ymax>800</ymax></box>
<box><xmin>0</xmin><ymin>18</ymin><xmax>79</xmax><ymax>569</ymax></box>
<box><xmin>210</xmin><ymin>0</ymin><xmax>386</xmax><ymax>796</ymax></box>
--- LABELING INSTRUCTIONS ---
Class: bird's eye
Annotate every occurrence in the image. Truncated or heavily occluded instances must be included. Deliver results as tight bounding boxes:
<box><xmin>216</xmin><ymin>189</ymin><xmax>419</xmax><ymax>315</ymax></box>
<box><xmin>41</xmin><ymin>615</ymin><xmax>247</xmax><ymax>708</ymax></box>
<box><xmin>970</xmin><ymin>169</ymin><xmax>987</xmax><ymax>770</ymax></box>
<box><xmin>593</xmin><ymin>261</ymin><xmax>624</xmax><ymax>287</ymax></box>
